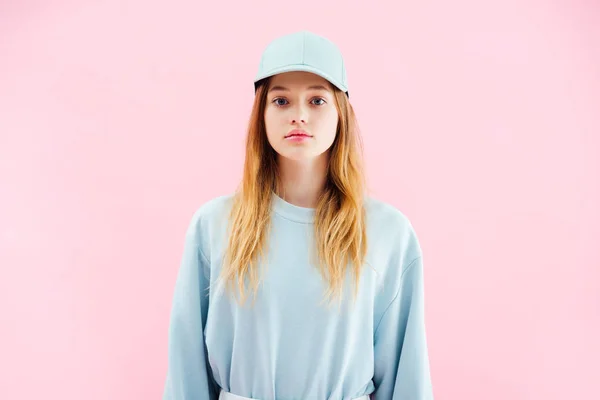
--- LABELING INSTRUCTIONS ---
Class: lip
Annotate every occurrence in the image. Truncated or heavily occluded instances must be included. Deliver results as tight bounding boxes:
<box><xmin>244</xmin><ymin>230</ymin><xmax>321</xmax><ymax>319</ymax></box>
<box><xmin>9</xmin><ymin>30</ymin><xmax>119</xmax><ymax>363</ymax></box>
<box><xmin>285</xmin><ymin>129</ymin><xmax>312</xmax><ymax>138</ymax></box>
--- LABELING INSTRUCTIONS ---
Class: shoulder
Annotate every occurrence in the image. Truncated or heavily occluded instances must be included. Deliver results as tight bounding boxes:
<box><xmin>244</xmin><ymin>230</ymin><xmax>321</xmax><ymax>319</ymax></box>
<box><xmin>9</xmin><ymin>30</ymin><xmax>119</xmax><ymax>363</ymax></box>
<box><xmin>364</xmin><ymin>195</ymin><xmax>417</xmax><ymax>238</ymax></box>
<box><xmin>182</xmin><ymin>193</ymin><xmax>237</xmax><ymax>262</ymax></box>
<box><xmin>194</xmin><ymin>193</ymin><xmax>236</xmax><ymax>220</ymax></box>
<box><xmin>185</xmin><ymin>192</ymin><xmax>236</xmax><ymax>236</ymax></box>
<box><xmin>364</xmin><ymin>195</ymin><xmax>410</xmax><ymax>225</ymax></box>
<box><xmin>364</xmin><ymin>195</ymin><xmax>423</xmax><ymax>269</ymax></box>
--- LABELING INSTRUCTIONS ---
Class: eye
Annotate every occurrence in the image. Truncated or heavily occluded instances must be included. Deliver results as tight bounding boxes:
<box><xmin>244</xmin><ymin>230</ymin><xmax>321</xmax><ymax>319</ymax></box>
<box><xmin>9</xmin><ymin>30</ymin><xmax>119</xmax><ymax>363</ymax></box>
<box><xmin>271</xmin><ymin>97</ymin><xmax>327</xmax><ymax>107</ymax></box>
<box><xmin>272</xmin><ymin>98</ymin><xmax>288</xmax><ymax>107</ymax></box>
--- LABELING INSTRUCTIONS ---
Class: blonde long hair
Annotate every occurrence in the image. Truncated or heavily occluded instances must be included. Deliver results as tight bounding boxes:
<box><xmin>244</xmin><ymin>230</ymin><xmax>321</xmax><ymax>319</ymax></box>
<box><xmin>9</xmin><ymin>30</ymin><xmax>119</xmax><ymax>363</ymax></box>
<box><xmin>218</xmin><ymin>77</ymin><xmax>369</xmax><ymax>306</ymax></box>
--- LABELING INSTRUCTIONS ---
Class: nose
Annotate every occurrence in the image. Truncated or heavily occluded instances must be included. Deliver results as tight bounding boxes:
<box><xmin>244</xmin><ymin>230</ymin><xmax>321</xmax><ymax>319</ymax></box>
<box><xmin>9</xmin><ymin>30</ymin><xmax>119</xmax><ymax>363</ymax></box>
<box><xmin>290</xmin><ymin>104</ymin><xmax>308</xmax><ymax>124</ymax></box>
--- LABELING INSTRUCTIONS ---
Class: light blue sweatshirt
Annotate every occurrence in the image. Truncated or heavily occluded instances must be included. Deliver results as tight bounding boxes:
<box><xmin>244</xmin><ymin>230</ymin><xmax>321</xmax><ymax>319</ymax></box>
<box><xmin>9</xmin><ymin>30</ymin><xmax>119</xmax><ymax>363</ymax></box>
<box><xmin>163</xmin><ymin>192</ymin><xmax>433</xmax><ymax>400</ymax></box>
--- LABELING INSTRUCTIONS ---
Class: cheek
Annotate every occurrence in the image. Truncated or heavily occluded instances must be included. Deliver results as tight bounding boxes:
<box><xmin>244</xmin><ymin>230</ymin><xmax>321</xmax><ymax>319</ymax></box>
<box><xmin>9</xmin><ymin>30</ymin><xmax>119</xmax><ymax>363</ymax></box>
<box><xmin>264</xmin><ymin>109</ymin><xmax>278</xmax><ymax>140</ymax></box>
<box><xmin>318</xmin><ymin>111</ymin><xmax>339</xmax><ymax>142</ymax></box>
<box><xmin>264</xmin><ymin>106</ymin><xmax>284</xmax><ymax>123</ymax></box>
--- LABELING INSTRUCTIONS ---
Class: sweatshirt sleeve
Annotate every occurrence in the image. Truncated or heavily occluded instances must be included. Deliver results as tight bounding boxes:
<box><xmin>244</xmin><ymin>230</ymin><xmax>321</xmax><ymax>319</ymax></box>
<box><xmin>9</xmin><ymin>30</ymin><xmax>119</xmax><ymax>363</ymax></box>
<box><xmin>372</xmin><ymin>256</ymin><xmax>434</xmax><ymax>400</ymax></box>
<box><xmin>162</xmin><ymin>215</ymin><xmax>218</xmax><ymax>400</ymax></box>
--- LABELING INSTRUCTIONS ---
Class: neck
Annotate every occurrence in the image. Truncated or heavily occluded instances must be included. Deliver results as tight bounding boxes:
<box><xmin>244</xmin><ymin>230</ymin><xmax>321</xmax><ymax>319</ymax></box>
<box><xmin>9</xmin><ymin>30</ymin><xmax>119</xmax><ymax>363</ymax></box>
<box><xmin>276</xmin><ymin>152</ymin><xmax>329</xmax><ymax>208</ymax></box>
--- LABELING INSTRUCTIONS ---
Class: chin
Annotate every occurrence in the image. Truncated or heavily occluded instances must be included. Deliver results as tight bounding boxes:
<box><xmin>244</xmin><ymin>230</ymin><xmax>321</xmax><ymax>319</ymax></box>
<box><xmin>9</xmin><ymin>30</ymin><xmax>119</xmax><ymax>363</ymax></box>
<box><xmin>281</xmin><ymin>153</ymin><xmax>314</xmax><ymax>162</ymax></box>
<box><xmin>279</xmin><ymin>148</ymin><xmax>329</xmax><ymax>163</ymax></box>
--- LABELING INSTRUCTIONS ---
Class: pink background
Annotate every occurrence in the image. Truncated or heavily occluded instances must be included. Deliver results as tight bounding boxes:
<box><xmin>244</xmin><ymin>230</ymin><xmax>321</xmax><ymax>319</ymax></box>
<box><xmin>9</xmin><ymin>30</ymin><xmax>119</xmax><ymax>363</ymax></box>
<box><xmin>1</xmin><ymin>0</ymin><xmax>599</xmax><ymax>399</ymax></box>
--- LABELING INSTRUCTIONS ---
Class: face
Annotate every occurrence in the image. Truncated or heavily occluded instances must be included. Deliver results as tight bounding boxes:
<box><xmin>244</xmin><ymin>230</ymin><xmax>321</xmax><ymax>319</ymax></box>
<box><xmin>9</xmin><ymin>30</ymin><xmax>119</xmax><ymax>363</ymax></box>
<box><xmin>264</xmin><ymin>71</ymin><xmax>339</xmax><ymax>162</ymax></box>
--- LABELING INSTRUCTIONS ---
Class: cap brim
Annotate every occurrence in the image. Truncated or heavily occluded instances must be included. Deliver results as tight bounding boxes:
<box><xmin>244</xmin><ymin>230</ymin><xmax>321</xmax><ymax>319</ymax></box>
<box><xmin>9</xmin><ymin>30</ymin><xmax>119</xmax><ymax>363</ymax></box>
<box><xmin>254</xmin><ymin>64</ymin><xmax>348</xmax><ymax>94</ymax></box>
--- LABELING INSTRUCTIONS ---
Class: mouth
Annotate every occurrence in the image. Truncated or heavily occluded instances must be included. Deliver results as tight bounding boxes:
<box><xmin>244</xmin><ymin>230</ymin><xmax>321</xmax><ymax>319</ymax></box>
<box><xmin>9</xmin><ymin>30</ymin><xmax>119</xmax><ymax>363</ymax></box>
<box><xmin>285</xmin><ymin>129</ymin><xmax>313</xmax><ymax>139</ymax></box>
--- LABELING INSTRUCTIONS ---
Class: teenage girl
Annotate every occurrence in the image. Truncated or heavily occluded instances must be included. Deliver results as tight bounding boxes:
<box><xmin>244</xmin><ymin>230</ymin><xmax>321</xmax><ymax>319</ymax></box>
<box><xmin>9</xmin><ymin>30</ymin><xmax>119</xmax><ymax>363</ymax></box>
<box><xmin>163</xmin><ymin>30</ymin><xmax>434</xmax><ymax>400</ymax></box>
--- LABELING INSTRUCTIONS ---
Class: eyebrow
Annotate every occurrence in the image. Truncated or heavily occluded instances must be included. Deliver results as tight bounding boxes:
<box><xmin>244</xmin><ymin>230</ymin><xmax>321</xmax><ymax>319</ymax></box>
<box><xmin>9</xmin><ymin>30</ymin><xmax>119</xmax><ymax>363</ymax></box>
<box><xmin>268</xmin><ymin>85</ymin><xmax>332</xmax><ymax>93</ymax></box>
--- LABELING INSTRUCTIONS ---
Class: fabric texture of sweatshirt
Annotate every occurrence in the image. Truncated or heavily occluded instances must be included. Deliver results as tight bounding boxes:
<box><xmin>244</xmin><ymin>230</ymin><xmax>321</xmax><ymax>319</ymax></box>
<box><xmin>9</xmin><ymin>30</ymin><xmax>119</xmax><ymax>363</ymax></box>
<box><xmin>162</xmin><ymin>192</ymin><xmax>433</xmax><ymax>400</ymax></box>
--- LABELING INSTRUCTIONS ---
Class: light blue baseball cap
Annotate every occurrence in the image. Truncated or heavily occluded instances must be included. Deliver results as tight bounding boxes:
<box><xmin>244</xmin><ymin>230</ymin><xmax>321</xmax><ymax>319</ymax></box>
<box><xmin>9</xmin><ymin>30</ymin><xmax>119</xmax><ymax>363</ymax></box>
<box><xmin>253</xmin><ymin>30</ymin><xmax>349</xmax><ymax>98</ymax></box>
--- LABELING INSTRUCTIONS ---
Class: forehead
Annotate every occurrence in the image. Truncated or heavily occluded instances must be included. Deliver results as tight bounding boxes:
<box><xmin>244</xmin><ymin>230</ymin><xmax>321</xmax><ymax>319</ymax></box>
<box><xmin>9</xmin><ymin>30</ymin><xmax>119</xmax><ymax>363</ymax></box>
<box><xmin>268</xmin><ymin>71</ymin><xmax>333</xmax><ymax>92</ymax></box>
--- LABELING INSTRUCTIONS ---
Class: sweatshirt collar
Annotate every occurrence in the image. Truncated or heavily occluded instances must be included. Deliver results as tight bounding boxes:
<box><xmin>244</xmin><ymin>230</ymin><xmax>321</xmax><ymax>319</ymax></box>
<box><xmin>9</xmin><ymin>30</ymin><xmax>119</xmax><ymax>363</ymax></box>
<box><xmin>271</xmin><ymin>191</ymin><xmax>315</xmax><ymax>224</ymax></box>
